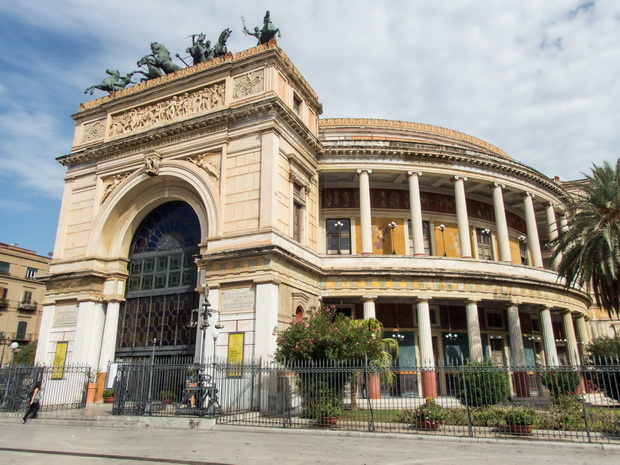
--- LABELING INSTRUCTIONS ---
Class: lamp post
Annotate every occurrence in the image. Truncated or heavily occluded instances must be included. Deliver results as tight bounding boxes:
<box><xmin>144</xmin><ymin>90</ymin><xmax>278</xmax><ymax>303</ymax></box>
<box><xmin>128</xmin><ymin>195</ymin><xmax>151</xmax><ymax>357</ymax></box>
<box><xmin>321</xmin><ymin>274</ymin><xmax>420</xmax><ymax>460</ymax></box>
<box><xmin>388</xmin><ymin>221</ymin><xmax>397</xmax><ymax>254</ymax></box>
<box><xmin>144</xmin><ymin>337</ymin><xmax>157</xmax><ymax>416</ymax></box>
<box><xmin>334</xmin><ymin>221</ymin><xmax>344</xmax><ymax>254</ymax></box>
<box><xmin>188</xmin><ymin>280</ymin><xmax>224</xmax><ymax>366</ymax></box>
<box><xmin>437</xmin><ymin>224</ymin><xmax>447</xmax><ymax>257</ymax></box>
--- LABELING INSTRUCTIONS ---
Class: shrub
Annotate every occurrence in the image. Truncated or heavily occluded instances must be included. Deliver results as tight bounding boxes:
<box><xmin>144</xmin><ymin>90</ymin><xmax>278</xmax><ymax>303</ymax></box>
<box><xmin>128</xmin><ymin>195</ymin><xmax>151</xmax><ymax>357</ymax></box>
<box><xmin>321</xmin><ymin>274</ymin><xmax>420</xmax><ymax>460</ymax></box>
<box><xmin>504</xmin><ymin>407</ymin><xmax>537</xmax><ymax>426</ymax></box>
<box><xmin>454</xmin><ymin>359</ymin><xmax>511</xmax><ymax>407</ymax></box>
<box><xmin>413</xmin><ymin>398</ymin><xmax>446</xmax><ymax>425</ymax></box>
<box><xmin>471</xmin><ymin>407</ymin><xmax>505</xmax><ymax>427</ymax></box>
<box><xmin>540</xmin><ymin>370</ymin><xmax>580</xmax><ymax>399</ymax></box>
<box><xmin>102</xmin><ymin>388</ymin><xmax>115</xmax><ymax>398</ymax></box>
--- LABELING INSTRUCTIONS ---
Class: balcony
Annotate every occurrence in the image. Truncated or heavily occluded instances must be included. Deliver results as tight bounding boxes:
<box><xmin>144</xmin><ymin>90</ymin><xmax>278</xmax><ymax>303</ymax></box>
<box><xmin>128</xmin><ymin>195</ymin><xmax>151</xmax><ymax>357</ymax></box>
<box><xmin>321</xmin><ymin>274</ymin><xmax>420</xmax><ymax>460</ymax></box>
<box><xmin>17</xmin><ymin>301</ymin><xmax>38</xmax><ymax>311</ymax></box>
<box><xmin>0</xmin><ymin>299</ymin><xmax>7</xmax><ymax>309</ymax></box>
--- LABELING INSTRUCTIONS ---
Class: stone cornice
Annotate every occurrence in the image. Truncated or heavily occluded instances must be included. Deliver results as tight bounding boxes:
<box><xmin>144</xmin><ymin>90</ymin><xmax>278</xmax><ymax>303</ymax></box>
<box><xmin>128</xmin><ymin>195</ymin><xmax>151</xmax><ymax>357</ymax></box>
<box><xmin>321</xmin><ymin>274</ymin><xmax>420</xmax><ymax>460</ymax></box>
<box><xmin>319</xmin><ymin>118</ymin><xmax>510</xmax><ymax>159</ymax></box>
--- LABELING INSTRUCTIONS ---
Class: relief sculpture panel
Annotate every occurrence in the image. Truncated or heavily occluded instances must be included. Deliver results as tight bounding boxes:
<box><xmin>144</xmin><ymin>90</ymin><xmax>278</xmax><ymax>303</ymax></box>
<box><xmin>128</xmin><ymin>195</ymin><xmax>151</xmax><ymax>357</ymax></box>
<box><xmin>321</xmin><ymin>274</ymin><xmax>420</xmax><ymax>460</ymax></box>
<box><xmin>109</xmin><ymin>82</ymin><xmax>225</xmax><ymax>138</ymax></box>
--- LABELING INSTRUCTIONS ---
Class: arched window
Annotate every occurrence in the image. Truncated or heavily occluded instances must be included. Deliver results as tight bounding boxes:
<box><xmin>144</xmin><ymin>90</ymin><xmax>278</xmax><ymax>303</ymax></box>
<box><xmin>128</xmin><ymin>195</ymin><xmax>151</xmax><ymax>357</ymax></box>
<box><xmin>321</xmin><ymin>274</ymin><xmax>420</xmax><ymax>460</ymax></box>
<box><xmin>117</xmin><ymin>202</ymin><xmax>200</xmax><ymax>358</ymax></box>
<box><xmin>295</xmin><ymin>306</ymin><xmax>304</xmax><ymax>322</ymax></box>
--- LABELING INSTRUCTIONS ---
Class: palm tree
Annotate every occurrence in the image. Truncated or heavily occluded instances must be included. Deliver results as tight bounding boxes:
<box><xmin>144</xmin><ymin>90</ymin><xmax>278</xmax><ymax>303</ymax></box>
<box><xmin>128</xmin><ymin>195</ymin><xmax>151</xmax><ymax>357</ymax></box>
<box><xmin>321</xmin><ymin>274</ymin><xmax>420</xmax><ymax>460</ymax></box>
<box><xmin>551</xmin><ymin>160</ymin><xmax>620</xmax><ymax>316</ymax></box>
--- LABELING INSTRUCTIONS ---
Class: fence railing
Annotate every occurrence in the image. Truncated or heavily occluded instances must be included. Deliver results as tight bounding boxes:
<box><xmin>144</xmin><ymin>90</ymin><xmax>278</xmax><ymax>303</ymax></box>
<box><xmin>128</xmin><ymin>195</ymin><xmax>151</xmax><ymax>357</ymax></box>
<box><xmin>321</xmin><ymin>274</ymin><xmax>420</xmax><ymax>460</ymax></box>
<box><xmin>0</xmin><ymin>364</ymin><xmax>91</xmax><ymax>412</ymax></box>
<box><xmin>111</xmin><ymin>358</ymin><xmax>620</xmax><ymax>443</ymax></box>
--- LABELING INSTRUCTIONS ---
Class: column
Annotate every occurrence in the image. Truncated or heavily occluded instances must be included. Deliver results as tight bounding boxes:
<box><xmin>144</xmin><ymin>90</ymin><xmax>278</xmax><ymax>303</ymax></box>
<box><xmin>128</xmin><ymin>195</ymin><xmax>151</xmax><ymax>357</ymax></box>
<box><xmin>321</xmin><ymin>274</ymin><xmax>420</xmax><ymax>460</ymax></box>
<box><xmin>97</xmin><ymin>301</ymin><xmax>121</xmax><ymax>373</ymax></box>
<box><xmin>545</xmin><ymin>202</ymin><xmax>561</xmax><ymax>269</ymax></box>
<box><xmin>465</xmin><ymin>300</ymin><xmax>483</xmax><ymax>361</ymax></box>
<box><xmin>254</xmin><ymin>283</ymin><xmax>278</xmax><ymax>360</ymax></box>
<box><xmin>73</xmin><ymin>301</ymin><xmax>106</xmax><ymax>368</ymax></box>
<box><xmin>417</xmin><ymin>299</ymin><xmax>437</xmax><ymax>398</ymax></box>
<box><xmin>358</xmin><ymin>169</ymin><xmax>373</xmax><ymax>255</ymax></box>
<box><xmin>453</xmin><ymin>176</ymin><xmax>472</xmax><ymax>258</ymax></box>
<box><xmin>492</xmin><ymin>183</ymin><xmax>512</xmax><ymax>262</ymax></box>
<box><xmin>34</xmin><ymin>304</ymin><xmax>55</xmax><ymax>364</ymax></box>
<box><xmin>522</xmin><ymin>192</ymin><xmax>543</xmax><ymax>268</ymax></box>
<box><xmin>408</xmin><ymin>171</ymin><xmax>425</xmax><ymax>256</ymax></box>
<box><xmin>539</xmin><ymin>306</ymin><xmax>559</xmax><ymax>366</ymax></box>
<box><xmin>507</xmin><ymin>303</ymin><xmax>529</xmax><ymax>397</ymax></box>
<box><xmin>562</xmin><ymin>310</ymin><xmax>580</xmax><ymax>365</ymax></box>
<box><xmin>558</xmin><ymin>212</ymin><xmax>569</xmax><ymax>234</ymax></box>
<box><xmin>362</xmin><ymin>296</ymin><xmax>377</xmax><ymax>319</ymax></box>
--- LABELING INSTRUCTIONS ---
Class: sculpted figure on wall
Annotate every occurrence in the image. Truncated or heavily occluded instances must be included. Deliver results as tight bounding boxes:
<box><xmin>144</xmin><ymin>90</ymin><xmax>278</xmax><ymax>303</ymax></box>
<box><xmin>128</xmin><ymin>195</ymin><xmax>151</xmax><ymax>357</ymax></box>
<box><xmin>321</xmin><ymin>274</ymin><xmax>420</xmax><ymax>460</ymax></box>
<box><xmin>144</xmin><ymin>152</ymin><xmax>162</xmax><ymax>176</ymax></box>
<box><xmin>188</xmin><ymin>153</ymin><xmax>221</xmax><ymax>183</ymax></box>
<box><xmin>100</xmin><ymin>172</ymin><xmax>131</xmax><ymax>204</ymax></box>
<box><xmin>109</xmin><ymin>82</ymin><xmax>225</xmax><ymax>137</ymax></box>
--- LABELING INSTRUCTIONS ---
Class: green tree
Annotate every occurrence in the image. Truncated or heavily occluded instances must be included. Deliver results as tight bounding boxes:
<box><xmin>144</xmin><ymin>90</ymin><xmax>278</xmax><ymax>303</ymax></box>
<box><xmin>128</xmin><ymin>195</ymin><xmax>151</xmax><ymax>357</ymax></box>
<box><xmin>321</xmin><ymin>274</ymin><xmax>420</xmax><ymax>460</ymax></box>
<box><xmin>550</xmin><ymin>160</ymin><xmax>620</xmax><ymax>316</ymax></box>
<box><xmin>13</xmin><ymin>341</ymin><xmax>37</xmax><ymax>365</ymax></box>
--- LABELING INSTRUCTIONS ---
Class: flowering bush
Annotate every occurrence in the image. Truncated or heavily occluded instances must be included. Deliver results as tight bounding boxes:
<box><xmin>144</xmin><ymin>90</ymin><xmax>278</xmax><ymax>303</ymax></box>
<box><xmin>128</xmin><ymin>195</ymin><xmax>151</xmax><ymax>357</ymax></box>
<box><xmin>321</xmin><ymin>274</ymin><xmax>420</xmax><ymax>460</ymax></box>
<box><xmin>540</xmin><ymin>370</ymin><xmax>580</xmax><ymax>399</ymax></box>
<box><xmin>274</xmin><ymin>305</ymin><xmax>384</xmax><ymax>363</ymax></box>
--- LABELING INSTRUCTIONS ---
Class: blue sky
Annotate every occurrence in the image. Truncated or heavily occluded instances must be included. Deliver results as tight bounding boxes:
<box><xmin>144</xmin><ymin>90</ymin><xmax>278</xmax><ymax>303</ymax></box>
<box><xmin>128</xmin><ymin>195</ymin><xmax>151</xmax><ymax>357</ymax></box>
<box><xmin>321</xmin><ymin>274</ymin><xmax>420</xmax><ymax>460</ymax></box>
<box><xmin>1</xmin><ymin>0</ymin><xmax>619</xmax><ymax>256</ymax></box>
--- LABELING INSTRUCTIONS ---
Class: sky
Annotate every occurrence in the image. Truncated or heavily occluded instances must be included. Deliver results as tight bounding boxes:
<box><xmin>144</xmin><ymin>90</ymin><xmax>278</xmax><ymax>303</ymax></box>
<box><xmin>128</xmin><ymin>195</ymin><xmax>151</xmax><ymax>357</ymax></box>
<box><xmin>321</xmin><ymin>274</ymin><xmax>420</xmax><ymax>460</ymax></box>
<box><xmin>1</xmin><ymin>0</ymin><xmax>619</xmax><ymax>257</ymax></box>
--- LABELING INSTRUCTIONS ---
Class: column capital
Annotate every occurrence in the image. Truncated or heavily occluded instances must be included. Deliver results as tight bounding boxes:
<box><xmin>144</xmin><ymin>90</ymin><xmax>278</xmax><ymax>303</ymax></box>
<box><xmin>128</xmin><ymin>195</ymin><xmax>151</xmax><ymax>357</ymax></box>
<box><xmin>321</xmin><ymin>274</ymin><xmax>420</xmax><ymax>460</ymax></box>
<box><xmin>356</xmin><ymin>168</ymin><xmax>372</xmax><ymax>175</ymax></box>
<box><xmin>362</xmin><ymin>295</ymin><xmax>378</xmax><ymax>301</ymax></box>
<box><xmin>452</xmin><ymin>175</ymin><xmax>468</xmax><ymax>182</ymax></box>
<box><xmin>490</xmin><ymin>182</ymin><xmax>505</xmax><ymax>189</ymax></box>
<box><xmin>464</xmin><ymin>298</ymin><xmax>480</xmax><ymax>305</ymax></box>
<box><xmin>520</xmin><ymin>191</ymin><xmax>535</xmax><ymax>199</ymax></box>
<box><xmin>415</xmin><ymin>297</ymin><xmax>430</xmax><ymax>304</ymax></box>
<box><xmin>407</xmin><ymin>170</ymin><xmax>422</xmax><ymax>177</ymax></box>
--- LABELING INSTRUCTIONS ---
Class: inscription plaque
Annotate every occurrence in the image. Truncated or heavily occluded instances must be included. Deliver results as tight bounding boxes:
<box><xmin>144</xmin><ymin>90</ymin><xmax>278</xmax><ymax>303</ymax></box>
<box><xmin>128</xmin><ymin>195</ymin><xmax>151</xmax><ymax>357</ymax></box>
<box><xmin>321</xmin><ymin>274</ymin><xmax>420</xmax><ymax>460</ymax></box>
<box><xmin>221</xmin><ymin>287</ymin><xmax>255</xmax><ymax>312</ymax></box>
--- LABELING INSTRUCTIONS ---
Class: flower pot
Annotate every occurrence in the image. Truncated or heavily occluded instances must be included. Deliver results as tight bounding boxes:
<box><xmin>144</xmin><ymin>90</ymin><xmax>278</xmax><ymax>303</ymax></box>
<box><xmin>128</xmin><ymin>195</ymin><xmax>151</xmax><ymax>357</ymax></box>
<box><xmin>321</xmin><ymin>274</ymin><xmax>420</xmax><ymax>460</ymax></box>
<box><xmin>507</xmin><ymin>424</ymin><xmax>533</xmax><ymax>435</ymax></box>
<box><xmin>417</xmin><ymin>420</ymin><xmax>441</xmax><ymax>430</ymax></box>
<box><xmin>162</xmin><ymin>397</ymin><xmax>174</xmax><ymax>404</ymax></box>
<box><xmin>318</xmin><ymin>416</ymin><xmax>339</xmax><ymax>426</ymax></box>
<box><xmin>103</xmin><ymin>396</ymin><xmax>115</xmax><ymax>404</ymax></box>
<box><xmin>86</xmin><ymin>383</ymin><xmax>98</xmax><ymax>403</ymax></box>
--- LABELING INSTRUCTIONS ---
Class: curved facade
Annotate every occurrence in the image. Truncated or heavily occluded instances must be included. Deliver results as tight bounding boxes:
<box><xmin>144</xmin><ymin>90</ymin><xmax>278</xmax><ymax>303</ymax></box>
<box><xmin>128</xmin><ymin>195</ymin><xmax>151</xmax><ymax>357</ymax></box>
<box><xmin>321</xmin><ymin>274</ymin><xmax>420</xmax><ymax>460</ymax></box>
<box><xmin>36</xmin><ymin>43</ymin><xmax>594</xmax><ymax>398</ymax></box>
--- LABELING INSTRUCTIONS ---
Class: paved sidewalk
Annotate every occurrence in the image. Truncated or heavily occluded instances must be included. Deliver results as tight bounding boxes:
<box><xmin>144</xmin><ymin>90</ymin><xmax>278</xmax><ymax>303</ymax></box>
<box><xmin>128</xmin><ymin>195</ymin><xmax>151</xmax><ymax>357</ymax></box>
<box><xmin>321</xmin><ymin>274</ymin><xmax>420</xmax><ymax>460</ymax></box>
<box><xmin>0</xmin><ymin>405</ymin><xmax>619</xmax><ymax>464</ymax></box>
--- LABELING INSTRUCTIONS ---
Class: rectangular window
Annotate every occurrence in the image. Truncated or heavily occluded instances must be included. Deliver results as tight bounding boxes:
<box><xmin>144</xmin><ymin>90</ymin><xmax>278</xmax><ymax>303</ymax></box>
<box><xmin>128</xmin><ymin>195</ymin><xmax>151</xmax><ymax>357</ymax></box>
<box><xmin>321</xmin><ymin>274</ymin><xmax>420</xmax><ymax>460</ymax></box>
<box><xmin>476</xmin><ymin>228</ymin><xmax>494</xmax><ymax>260</ymax></box>
<box><xmin>0</xmin><ymin>287</ymin><xmax>7</xmax><ymax>300</ymax></box>
<box><xmin>293</xmin><ymin>94</ymin><xmax>301</xmax><ymax>114</ymax></box>
<box><xmin>0</xmin><ymin>262</ymin><xmax>9</xmax><ymax>275</ymax></box>
<box><xmin>21</xmin><ymin>291</ymin><xmax>33</xmax><ymax>305</ymax></box>
<box><xmin>531</xmin><ymin>316</ymin><xmax>540</xmax><ymax>333</ymax></box>
<box><xmin>26</xmin><ymin>267</ymin><xmax>38</xmax><ymax>279</ymax></box>
<box><xmin>407</xmin><ymin>220</ymin><xmax>432</xmax><ymax>255</ymax></box>
<box><xmin>518</xmin><ymin>237</ymin><xmax>529</xmax><ymax>265</ymax></box>
<box><xmin>486</xmin><ymin>310</ymin><xmax>504</xmax><ymax>329</ymax></box>
<box><xmin>326</xmin><ymin>219</ymin><xmax>351</xmax><ymax>254</ymax></box>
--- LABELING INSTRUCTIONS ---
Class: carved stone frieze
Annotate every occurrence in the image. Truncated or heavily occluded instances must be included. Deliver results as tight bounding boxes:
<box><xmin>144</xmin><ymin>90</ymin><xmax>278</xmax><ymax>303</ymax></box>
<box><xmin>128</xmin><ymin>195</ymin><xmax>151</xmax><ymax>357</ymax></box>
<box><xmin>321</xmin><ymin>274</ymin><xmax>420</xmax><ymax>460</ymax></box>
<box><xmin>81</xmin><ymin>120</ymin><xmax>105</xmax><ymax>143</ymax></box>
<box><xmin>233</xmin><ymin>70</ymin><xmax>264</xmax><ymax>99</ymax></box>
<box><xmin>100</xmin><ymin>172</ymin><xmax>131</xmax><ymax>204</ymax></box>
<box><xmin>188</xmin><ymin>152</ymin><xmax>221</xmax><ymax>183</ymax></box>
<box><xmin>109</xmin><ymin>82</ymin><xmax>225</xmax><ymax>138</ymax></box>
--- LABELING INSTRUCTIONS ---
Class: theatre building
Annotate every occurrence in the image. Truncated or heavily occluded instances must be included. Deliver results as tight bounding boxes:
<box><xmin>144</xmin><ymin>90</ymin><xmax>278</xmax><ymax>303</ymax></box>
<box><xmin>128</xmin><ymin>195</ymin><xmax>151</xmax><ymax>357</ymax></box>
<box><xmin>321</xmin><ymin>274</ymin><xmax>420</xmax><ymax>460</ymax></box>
<box><xmin>36</xmin><ymin>41</ymin><xmax>596</xmax><ymax>397</ymax></box>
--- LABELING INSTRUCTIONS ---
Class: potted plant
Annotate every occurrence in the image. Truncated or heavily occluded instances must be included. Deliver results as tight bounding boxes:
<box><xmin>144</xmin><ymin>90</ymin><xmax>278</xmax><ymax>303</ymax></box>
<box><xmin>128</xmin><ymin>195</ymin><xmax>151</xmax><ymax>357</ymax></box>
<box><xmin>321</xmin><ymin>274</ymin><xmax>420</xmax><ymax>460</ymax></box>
<box><xmin>315</xmin><ymin>402</ymin><xmax>342</xmax><ymax>426</ymax></box>
<box><xmin>504</xmin><ymin>406</ymin><xmax>537</xmax><ymax>434</ymax></box>
<box><xmin>102</xmin><ymin>388</ymin><xmax>115</xmax><ymax>403</ymax></box>
<box><xmin>159</xmin><ymin>389</ymin><xmax>176</xmax><ymax>404</ymax></box>
<box><xmin>413</xmin><ymin>398</ymin><xmax>445</xmax><ymax>430</ymax></box>
<box><xmin>86</xmin><ymin>370</ymin><xmax>98</xmax><ymax>403</ymax></box>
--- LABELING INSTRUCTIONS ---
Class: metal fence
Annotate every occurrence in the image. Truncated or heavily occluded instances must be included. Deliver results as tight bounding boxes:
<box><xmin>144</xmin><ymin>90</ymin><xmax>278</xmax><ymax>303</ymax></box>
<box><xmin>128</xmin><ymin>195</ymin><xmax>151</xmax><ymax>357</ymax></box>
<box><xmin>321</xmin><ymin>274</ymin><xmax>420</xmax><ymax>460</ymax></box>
<box><xmin>110</xmin><ymin>358</ymin><xmax>620</xmax><ymax>444</ymax></box>
<box><xmin>0</xmin><ymin>364</ymin><xmax>91</xmax><ymax>412</ymax></box>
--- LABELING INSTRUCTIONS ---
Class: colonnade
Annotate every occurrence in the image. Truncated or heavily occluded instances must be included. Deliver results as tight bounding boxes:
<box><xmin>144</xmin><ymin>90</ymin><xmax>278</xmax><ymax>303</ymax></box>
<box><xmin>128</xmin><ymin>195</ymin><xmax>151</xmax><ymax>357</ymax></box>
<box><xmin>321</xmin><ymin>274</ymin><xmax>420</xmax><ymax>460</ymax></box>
<box><xmin>355</xmin><ymin>169</ymin><xmax>556</xmax><ymax>267</ymax></box>
<box><xmin>357</xmin><ymin>295</ymin><xmax>590</xmax><ymax>398</ymax></box>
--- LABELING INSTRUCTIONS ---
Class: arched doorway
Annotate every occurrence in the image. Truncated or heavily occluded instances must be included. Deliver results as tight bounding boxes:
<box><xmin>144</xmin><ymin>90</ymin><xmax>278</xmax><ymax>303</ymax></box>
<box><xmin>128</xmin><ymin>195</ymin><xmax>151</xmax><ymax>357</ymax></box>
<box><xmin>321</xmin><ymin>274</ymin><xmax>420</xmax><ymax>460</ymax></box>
<box><xmin>116</xmin><ymin>201</ymin><xmax>201</xmax><ymax>360</ymax></box>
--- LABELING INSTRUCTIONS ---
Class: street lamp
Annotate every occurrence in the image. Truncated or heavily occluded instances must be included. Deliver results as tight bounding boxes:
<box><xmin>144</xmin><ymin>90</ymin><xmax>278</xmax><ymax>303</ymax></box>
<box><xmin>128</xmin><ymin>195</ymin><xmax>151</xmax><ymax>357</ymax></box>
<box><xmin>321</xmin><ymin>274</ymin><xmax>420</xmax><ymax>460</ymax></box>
<box><xmin>437</xmin><ymin>224</ymin><xmax>447</xmax><ymax>257</ymax></box>
<box><xmin>188</xmin><ymin>280</ymin><xmax>224</xmax><ymax>365</ymax></box>
<box><xmin>334</xmin><ymin>221</ymin><xmax>344</xmax><ymax>254</ymax></box>
<box><xmin>388</xmin><ymin>221</ymin><xmax>397</xmax><ymax>254</ymax></box>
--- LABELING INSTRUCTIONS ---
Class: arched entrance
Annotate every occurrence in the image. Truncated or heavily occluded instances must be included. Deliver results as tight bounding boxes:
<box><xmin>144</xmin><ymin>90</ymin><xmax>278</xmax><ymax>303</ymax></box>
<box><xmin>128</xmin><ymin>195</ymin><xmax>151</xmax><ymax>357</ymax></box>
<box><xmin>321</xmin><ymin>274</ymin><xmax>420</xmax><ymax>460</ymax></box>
<box><xmin>116</xmin><ymin>201</ymin><xmax>201</xmax><ymax>359</ymax></box>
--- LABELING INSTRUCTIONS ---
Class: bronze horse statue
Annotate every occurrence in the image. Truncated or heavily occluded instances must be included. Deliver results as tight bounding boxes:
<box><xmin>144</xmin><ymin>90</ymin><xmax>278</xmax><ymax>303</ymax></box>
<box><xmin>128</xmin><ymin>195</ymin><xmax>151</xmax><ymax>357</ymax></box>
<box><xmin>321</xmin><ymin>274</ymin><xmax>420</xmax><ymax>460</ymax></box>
<box><xmin>148</xmin><ymin>42</ymin><xmax>182</xmax><ymax>74</ymax></box>
<box><xmin>213</xmin><ymin>28</ymin><xmax>232</xmax><ymax>58</ymax></box>
<box><xmin>84</xmin><ymin>69</ymin><xmax>136</xmax><ymax>95</ymax></box>
<box><xmin>134</xmin><ymin>55</ymin><xmax>164</xmax><ymax>82</ymax></box>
